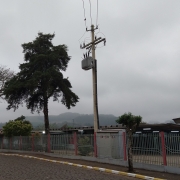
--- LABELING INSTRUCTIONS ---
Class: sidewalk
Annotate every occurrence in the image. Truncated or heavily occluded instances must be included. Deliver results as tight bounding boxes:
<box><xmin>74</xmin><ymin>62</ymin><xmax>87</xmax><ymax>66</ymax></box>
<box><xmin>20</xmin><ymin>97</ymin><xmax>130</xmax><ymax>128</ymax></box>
<box><xmin>5</xmin><ymin>152</ymin><xmax>179</xmax><ymax>180</ymax></box>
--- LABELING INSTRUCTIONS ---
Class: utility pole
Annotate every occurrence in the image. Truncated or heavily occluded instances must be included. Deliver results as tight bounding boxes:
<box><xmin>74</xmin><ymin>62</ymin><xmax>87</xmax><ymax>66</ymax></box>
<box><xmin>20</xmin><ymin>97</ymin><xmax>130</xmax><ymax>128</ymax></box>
<box><xmin>91</xmin><ymin>24</ymin><xmax>99</xmax><ymax>132</ymax></box>
<box><xmin>81</xmin><ymin>24</ymin><xmax>106</xmax><ymax>132</ymax></box>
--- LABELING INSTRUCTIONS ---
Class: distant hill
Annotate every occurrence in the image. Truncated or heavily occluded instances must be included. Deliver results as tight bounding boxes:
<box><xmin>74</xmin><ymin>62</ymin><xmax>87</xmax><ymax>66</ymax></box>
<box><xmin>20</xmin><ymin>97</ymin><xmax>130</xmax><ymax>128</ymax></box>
<box><xmin>26</xmin><ymin>112</ymin><xmax>118</xmax><ymax>129</ymax></box>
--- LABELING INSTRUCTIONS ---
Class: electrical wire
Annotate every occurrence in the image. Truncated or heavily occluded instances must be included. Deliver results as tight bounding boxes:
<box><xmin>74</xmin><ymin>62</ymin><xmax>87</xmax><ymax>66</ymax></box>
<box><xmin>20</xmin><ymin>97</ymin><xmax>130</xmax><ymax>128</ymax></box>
<box><xmin>97</xmin><ymin>31</ymin><xmax>106</xmax><ymax>39</ymax></box>
<box><xmin>82</xmin><ymin>0</ymin><xmax>87</xmax><ymax>29</ymax></box>
<box><xmin>96</xmin><ymin>0</ymin><xmax>99</xmax><ymax>27</ymax></box>
<box><xmin>89</xmin><ymin>0</ymin><xmax>92</xmax><ymax>25</ymax></box>
<box><xmin>95</xmin><ymin>27</ymin><xmax>100</xmax><ymax>35</ymax></box>
<box><xmin>84</xmin><ymin>36</ymin><xmax>91</xmax><ymax>42</ymax></box>
<box><xmin>95</xmin><ymin>27</ymin><xmax>107</xmax><ymax>49</ymax></box>
<box><xmin>78</xmin><ymin>31</ymin><xmax>87</xmax><ymax>43</ymax></box>
<box><xmin>78</xmin><ymin>34</ymin><xmax>91</xmax><ymax>48</ymax></box>
<box><xmin>95</xmin><ymin>27</ymin><xmax>106</xmax><ymax>40</ymax></box>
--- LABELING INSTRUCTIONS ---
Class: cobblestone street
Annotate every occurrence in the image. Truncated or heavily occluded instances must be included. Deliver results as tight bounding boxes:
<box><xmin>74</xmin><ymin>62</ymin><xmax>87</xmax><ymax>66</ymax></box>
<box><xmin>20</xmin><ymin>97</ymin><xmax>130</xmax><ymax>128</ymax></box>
<box><xmin>0</xmin><ymin>154</ymin><xmax>134</xmax><ymax>180</ymax></box>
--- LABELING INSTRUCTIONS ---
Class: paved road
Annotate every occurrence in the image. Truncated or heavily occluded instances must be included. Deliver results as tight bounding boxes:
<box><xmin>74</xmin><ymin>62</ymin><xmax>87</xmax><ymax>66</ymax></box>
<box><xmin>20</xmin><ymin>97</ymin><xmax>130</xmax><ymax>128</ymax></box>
<box><xmin>0</xmin><ymin>155</ymin><xmax>134</xmax><ymax>180</ymax></box>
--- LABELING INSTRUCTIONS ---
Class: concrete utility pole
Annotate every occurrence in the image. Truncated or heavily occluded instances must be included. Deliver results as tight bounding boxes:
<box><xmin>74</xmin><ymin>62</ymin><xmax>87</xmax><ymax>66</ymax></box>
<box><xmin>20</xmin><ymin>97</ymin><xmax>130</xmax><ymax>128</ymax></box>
<box><xmin>91</xmin><ymin>24</ymin><xmax>99</xmax><ymax>132</ymax></box>
<box><xmin>81</xmin><ymin>25</ymin><xmax>106</xmax><ymax>132</ymax></box>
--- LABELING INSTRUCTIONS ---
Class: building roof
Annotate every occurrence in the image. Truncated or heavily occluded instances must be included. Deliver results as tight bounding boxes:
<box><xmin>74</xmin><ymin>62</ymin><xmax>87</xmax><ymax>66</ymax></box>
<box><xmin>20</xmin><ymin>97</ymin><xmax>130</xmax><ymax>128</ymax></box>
<box><xmin>136</xmin><ymin>123</ymin><xmax>180</xmax><ymax>132</ymax></box>
<box><xmin>172</xmin><ymin>118</ymin><xmax>180</xmax><ymax>124</ymax></box>
<box><xmin>51</xmin><ymin>124</ymin><xmax>124</xmax><ymax>132</ymax></box>
<box><xmin>50</xmin><ymin>123</ymin><xmax>180</xmax><ymax>133</ymax></box>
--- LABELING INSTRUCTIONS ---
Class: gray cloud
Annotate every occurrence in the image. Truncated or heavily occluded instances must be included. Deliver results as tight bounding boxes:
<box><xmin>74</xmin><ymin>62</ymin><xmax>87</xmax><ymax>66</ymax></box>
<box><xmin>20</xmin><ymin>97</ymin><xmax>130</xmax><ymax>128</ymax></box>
<box><xmin>0</xmin><ymin>0</ymin><xmax>180</xmax><ymax>123</ymax></box>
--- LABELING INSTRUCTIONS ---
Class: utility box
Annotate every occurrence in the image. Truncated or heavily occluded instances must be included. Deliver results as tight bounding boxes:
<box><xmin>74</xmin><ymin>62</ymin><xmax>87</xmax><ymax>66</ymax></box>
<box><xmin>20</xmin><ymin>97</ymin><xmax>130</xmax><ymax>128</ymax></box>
<box><xmin>81</xmin><ymin>57</ymin><xmax>95</xmax><ymax>70</ymax></box>
<box><xmin>96</xmin><ymin>129</ymin><xmax>125</xmax><ymax>160</ymax></box>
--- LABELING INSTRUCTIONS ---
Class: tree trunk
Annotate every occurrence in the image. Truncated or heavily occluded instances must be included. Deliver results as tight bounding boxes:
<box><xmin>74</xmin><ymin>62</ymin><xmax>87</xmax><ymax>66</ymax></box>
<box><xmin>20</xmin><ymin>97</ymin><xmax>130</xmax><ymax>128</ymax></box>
<box><xmin>43</xmin><ymin>99</ymin><xmax>49</xmax><ymax>135</ymax></box>
<box><xmin>127</xmin><ymin>130</ymin><xmax>134</xmax><ymax>172</ymax></box>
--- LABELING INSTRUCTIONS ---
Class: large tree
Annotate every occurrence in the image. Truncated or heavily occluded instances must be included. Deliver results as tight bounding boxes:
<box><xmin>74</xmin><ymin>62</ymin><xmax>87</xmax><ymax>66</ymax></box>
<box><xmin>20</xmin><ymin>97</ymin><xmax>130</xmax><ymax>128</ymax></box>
<box><xmin>3</xmin><ymin>33</ymin><xmax>79</xmax><ymax>134</ymax></box>
<box><xmin>0</xmin><ymin>65</ymin><xmax>14</xmax><ymax>99</ymax></box>
<box><xmin>3</xmin><ymin>115</ymin><xmax>32</xmax><ymax>137</ymax></box>
<box><xmin>116</xmin><ymin>112</ymin><xmax>142</xmax><ymax>172</ymax></box>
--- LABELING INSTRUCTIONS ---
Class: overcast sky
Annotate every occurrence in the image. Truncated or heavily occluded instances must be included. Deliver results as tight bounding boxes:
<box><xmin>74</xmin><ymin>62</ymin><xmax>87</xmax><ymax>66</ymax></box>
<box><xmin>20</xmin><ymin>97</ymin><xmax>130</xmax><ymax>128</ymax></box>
<box><xmin>0</xmin><ymin>0</ymin><xmax>180</xmax><ymax>123</ymax></box>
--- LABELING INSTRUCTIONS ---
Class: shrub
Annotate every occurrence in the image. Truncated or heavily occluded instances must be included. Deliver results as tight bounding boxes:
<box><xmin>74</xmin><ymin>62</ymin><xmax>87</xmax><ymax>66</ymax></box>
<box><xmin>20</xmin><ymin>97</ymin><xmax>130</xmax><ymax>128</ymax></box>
<box><xmin>78</xmin><ymin>136</ymin><xmax>92</xmax><ymax>156</ymax></box>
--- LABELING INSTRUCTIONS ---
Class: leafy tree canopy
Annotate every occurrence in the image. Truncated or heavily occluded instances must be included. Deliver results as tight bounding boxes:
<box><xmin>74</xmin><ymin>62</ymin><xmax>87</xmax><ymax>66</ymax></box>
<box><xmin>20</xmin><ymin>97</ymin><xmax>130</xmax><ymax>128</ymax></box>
<box><xmin>116</xmin><ymin>112</ymin><xmax>142</xmax><ymax>172</ymax></box>
<box><xmin>3</xmin><ymin>115</ymin><xmax>32</xmax><ymax>137</ymax></box>
<box><xmin>0</xmin><ymin>65</ymin><xmax>14</xmax><ymax>99</ymax></box>
<box><xmin>116</xmin><ymin>112</ymin><xmax>142</xmax><ymax>133</ymax></box>
<box><xmin>3</xmin><ymin>33</ymin><xmax>79</xmax><ymax>134</ymax></box>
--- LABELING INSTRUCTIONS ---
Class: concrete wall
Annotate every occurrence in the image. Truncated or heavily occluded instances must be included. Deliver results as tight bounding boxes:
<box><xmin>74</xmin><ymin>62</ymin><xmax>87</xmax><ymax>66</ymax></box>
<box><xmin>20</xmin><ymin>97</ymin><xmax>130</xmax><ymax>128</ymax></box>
<box><xmin>96</xmin><ymin>130</ymin><xmax>125</xmax><ymax>160</ymax></box>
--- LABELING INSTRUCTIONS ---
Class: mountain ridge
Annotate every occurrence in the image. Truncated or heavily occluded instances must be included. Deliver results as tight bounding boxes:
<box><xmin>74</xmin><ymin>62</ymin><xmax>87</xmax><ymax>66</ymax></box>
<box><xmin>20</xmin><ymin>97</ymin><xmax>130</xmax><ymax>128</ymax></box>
<box><xmin>25</xmin><ymin>112</ymin><xmax>118</xmax><ymax>128</ymax></box>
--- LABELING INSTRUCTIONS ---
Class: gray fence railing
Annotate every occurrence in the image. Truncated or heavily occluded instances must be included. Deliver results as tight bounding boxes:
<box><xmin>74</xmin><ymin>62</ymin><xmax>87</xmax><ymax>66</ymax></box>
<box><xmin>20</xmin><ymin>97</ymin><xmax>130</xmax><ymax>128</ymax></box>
<box><xmin>131</xmin><ymin>132</ymin><xmax>180</xmax><ymax>167</ymax></box>
<box><xmin>0</xmin><ymin>132</ymin><xmax>179</xmax><ymax>168</ymax></box>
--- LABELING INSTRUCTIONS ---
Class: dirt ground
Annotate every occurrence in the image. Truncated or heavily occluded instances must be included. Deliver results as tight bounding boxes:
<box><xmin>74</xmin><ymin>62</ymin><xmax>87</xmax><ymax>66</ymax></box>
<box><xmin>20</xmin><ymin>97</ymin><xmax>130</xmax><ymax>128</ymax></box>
<box><xmin>5</xmin><ymin>152</ymin><xmax>180</xmax><ymax>180</ymax></box>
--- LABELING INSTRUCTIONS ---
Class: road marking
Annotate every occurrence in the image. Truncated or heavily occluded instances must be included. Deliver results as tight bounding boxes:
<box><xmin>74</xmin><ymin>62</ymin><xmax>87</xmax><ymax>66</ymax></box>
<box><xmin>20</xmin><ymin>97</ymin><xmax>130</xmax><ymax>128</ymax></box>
<box><xmin>0</xmin><ymin>153</ymin><xmax>166</xmax><ymax>180</ymax></box>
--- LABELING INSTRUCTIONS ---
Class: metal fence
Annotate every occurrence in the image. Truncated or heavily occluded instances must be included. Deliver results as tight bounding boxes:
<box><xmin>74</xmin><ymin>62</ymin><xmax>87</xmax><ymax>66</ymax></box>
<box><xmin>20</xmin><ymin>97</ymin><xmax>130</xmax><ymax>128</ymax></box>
<box><xmin>0</xmin><ymin>132</ymin><xmax>179</xmax><ymax>168</ymax></box>
<box><xmin>0</xmin><ymin>135</ymin><xmax>48</xmax><ymax>152</ymax></box>
<box><xmin>132</xmin><ymin>133</ymin><xmax>163</xmax><ymax>165</ymax></box>
<box><xmin>0</xmin><ymin>133</ymin><xmax>95</xmax><ymax>157</ymax></box>
<box><xmin>77</xmin><ymin>134</ymin><xmax>94</xmax><ymax>156</ymax></box>
<box><xmin>51</xmin><ymin>134</ymin><xmax>74</xmax><ymax>155</ymax></box>
<box><xmin>165</xmin><ymin>133</ymin><xmax>180</xmax><ymax>167</ymax></box>
<box><xmin>51</xmin><ymin>134</ymin><xmax>95</xmax><ymax>156</ymax></box>
<box><xmin>132</xmin><ymin>132</ymin><xmax>180</xmax><ymax>168</ymax></box>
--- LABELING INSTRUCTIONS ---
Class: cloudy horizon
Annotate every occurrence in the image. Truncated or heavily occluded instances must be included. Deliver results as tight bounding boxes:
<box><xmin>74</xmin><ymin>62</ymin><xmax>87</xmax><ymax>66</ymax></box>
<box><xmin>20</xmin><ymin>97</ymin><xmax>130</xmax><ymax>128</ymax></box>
<box><xmin>0</xmin><ymin>0</ymin><xmax>180</xmax><ymax>123</ymax></box>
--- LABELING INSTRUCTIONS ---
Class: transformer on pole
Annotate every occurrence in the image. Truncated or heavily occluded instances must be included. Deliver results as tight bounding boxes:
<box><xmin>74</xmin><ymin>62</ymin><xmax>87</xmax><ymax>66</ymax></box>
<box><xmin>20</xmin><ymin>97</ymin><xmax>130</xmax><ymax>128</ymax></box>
<box><xmin>80</xmin><ymin>25</ymin><xmax>106</xmax><ymax>132</ymax></box>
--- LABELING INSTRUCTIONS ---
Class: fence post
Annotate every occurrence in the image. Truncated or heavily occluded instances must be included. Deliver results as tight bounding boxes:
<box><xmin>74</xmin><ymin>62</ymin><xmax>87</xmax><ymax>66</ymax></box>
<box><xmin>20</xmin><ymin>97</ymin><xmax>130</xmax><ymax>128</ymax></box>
<box><xmin>10</xmin><ymin>138</ymin><xmax>12</xmax><ymax>150</ymax></box>
<box><xmin>160</xmin><ymin>131</ymin><xmax>167</xmax><ymax>166</ymax></box>
<box><xmin>94</xmin><ymin>132</ymin><xmax>97</xmax><ymax>157</ymax></box>
<box><xmin>73</xmin><ymin>132</ymin><xmax>78</xmax><ymax>155</ymax></box>
<box><xmin>1</xmin><ymin>137</ymin><xmax>4</xmax><ymax>149</ymax></box>
<box><xmin>47</xmin><ymin>133</ymin><xmax>51</xmax><ymax>153</ymax></box>
<box><xmin>123</xmin><ymin>132</ymin><xmax>127</xmax><ymax>161</ymax></box>
<box><xmin>19</xmin><ymin>136</ymin><xmax>22</xmax><ymax>150</ymax></box>
<box><xmin>32</xmin><ymin>135</ymin><xmax>34</xmax><ymax>151</ymax></box>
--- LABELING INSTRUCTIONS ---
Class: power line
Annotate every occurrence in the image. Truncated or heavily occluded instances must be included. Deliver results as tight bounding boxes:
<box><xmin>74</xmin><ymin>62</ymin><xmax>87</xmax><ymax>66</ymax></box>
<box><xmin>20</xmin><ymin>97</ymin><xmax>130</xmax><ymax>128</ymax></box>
<box><xmin>96</xmin><ymin>0</ymin><xmax>99</xmax><ymax>27</ymax></box>
<box><xmin>82</xmin><ymin>0</ymin><xmax>87</xmax><ymax>29</ymax></box>
<box><xmin>84</xmin><ymin>36</ymin><xmax>91</xmax><ymax>42</ymax></box>
<box><xmin>95</xmin><ymin>27</ymin><xmax>106</xmax><ymax>40</ymax></box>
<box><xmin>89</xmin><ymin>0</ymin><xmax>92</xmax><ymax>25</ymax></box>
<box><xmin>78</xmin><ymin>31</ymin><xmax>87</xmax><ymax>42</ymax></box>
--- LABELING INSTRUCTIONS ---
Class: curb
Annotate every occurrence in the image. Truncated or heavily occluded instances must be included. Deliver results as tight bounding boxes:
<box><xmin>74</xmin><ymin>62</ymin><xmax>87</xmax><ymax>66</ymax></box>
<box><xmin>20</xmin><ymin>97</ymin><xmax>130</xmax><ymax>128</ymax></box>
<box><xmin>0</xmin><ymin>153</ymin><xmax>166</xmax><ymax>180</ymax></box>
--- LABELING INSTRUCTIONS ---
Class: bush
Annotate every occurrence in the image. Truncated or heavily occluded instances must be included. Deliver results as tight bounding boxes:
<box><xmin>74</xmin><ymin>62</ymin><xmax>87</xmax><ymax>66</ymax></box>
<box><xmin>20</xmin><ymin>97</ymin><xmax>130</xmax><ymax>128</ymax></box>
<box><xmin>3</xmin><ymin>116</ymin><xmax>32</xmax><ymax>137</ymax></box>
<box><xmin>78</xmin><ymin>136</ymin><xmax>92</xmax><ymax>156</ymax></box>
